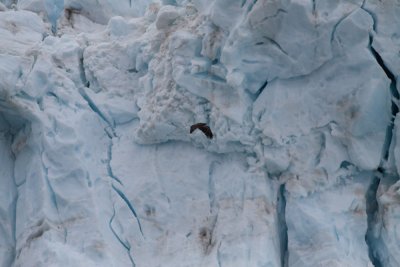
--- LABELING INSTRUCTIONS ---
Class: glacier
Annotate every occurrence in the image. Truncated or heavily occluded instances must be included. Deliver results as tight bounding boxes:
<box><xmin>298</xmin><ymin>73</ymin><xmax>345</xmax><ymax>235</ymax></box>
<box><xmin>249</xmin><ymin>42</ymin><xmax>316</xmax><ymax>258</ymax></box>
<box><xmin>0</xmin><ymin>0</ymin><xmax>399</xmax><ymax>266</ymax></box>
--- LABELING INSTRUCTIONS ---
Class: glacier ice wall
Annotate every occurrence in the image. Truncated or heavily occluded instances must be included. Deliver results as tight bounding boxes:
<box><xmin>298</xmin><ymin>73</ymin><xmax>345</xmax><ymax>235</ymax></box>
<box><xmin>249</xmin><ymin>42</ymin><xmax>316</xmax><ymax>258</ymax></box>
<box><xmin>0</xmin><ymin>0</ymin><xmax>399</xmax><ymax>266</ymax></box>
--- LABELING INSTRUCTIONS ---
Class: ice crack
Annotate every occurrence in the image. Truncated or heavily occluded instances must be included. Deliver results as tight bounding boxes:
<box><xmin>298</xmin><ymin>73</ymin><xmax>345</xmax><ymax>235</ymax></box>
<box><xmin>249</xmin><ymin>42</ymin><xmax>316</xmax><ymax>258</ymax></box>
<box><xmin>330</xmin><ymin>9</ymin><xmax>357</xmax><ymax>43</ymax></box>
<box><xmin>365</xmin><ymin>174</ymin><xmax>384</xmax><ymax>267</ymax></box>
<box><xmin>216</xmin><ymin>241</ymin><xmax>222</xmax><ymax>267</ymax></box>
<box><xmin>368</xmin><ymin>34</ymin><xmax>399</xmax><ymax>161</ymax></box>
<box><xmin>277</xmin><ymin>184</ymin><xmax>288</xmax><ymax>267</ymax></box>
<box><xmin>77</xmin><ymin>50</ymin><xmax>116</xmax><ymax>131</ymax></box>
<box><xmin>78</xmin><ymin>53</ymin><xmax>90</xmax><ymax>88</ymax></box>
<box><xmin>107</xmin><ymin>141</ymin><xmax>123</xmax><ymax>185</ymax></box>
<box><xmin>361</xmin><ymin>0</ymin><xmax>378</xmax><ymax>32</ymax></box>
<box><xmin>262</xmin><ymin>36</ymin><xmax>288</xmax><ymax>56</ymax></box>
<box><xmin>312</xmin><ymin>0</ymin><xmax>316</xmax><ymax>16</ymax></box>
<box><xmin>9</xmin><ymin>132</ymin><xmax>17</xmax><ymax>266</ymax></box>
<box><xmin>78</xmin><ymin>87</ymin><xmax>115</xmax><ymax>131</ymax></box>
<box><xmin>77</xmin><ymin>51</ymin><xmax>116</xmax><ymax>132</ymax></box>
<box><xmin>363</xmin><ymin>28</ymin><xmax>399</xmax><ymax>266</ymax></box>
<box><xmin>112</xmin><ymin>184</ymin><xmax>144</xmax><ymax>238</ymax></box>
<box><xmin>254</xmin><ymin>79</ymin><xmax>268</xmax><ymax>98</ymax></box>
<box><xmin>76</xmin><ymin>51</ymin><xmax>143</xmax><ymax>263</ymax></box>
<box><xmin>109</xmin><ymin>203</ymin><xmax>136</xmax><ymax>267</ymax></box>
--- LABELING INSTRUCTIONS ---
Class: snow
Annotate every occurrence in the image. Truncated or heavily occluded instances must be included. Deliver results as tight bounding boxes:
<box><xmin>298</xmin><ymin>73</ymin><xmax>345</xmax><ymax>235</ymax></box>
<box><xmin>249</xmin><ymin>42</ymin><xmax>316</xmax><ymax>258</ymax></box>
<box><xmin>0</xmin><ymin>0</ymin><xmax>399</xmax><ymax>266</ymax></box>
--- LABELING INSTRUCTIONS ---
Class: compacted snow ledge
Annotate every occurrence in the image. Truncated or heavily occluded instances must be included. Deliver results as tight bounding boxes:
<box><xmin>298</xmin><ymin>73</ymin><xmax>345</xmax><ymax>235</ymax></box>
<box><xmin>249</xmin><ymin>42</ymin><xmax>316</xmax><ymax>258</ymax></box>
<box><xmin>1</xmin><ymin>0</ymin><xmax>400</xmax><ymax>266</ymax></box>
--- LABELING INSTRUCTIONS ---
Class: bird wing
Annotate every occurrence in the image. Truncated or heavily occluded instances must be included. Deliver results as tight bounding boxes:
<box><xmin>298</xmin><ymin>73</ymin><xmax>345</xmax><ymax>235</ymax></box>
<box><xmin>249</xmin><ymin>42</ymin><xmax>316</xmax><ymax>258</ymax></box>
<box><xmin>199</xmin><ymin>125</ymin><xmax>213</xmax><ymax>139</ymax></box>
<box><xmin>190</xmin><ymin>123</ymin><xmax>207</xmax><ymax>133</ymax></box>
<box><xmin>190</xmin><ymin>123</ymin><xmax>213</xmax><ymax>139</ymax></box>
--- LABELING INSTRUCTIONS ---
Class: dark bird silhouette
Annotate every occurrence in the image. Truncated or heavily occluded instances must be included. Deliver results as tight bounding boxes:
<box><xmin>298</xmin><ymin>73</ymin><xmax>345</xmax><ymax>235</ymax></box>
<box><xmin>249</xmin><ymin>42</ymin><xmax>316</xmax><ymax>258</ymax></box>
<box><xmin>190</xmin><ymin>123</ymin><xmax>213</xmax><ymax>139</ymax></box>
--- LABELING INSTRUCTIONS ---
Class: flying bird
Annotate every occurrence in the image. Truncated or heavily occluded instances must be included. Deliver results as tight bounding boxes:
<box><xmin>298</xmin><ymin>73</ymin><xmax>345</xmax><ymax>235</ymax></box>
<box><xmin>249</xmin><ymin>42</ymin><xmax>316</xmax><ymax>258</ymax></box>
<box><xmin>190</xmin><ymin>123</ymin><xmax>213</xmax><ymax>139</ymax></box>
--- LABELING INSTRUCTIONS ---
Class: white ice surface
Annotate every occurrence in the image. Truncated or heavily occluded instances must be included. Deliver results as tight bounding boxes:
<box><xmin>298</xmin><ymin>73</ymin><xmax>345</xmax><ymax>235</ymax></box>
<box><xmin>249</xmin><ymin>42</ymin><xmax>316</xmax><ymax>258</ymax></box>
<box><xmin>0</xmin><ymin>0</ymin><xmax>398</xmax><ymax>266</ymax></box>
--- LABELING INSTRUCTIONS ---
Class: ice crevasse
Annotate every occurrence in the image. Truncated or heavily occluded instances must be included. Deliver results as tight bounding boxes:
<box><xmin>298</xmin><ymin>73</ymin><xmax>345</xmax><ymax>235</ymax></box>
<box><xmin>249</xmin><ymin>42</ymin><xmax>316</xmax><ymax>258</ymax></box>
<box><xmin>0</xmin><ymin>0</ymin><xmax>399</xmax><ymax>266</ymax></box>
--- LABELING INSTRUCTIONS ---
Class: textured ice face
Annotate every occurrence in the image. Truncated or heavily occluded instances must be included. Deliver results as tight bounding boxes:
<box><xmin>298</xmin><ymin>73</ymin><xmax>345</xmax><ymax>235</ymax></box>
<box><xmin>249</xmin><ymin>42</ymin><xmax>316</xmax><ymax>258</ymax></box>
<box><xmin>0</xmin><ymin>0</ymin><xmax>399</xmax><ymax>266</ymax></box>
